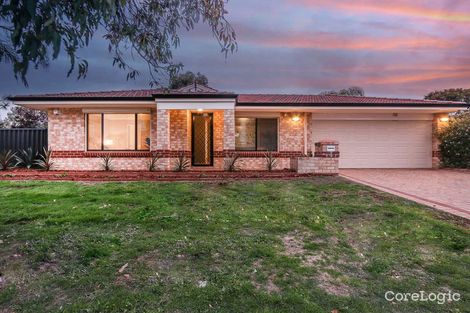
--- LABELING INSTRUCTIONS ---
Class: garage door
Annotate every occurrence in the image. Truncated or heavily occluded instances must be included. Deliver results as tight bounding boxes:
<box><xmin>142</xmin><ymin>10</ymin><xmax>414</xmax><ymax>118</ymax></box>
<box><xmin>312</xmin><ymin>120</ymin><xmax>432</xmax><ymax>168</ymax></box>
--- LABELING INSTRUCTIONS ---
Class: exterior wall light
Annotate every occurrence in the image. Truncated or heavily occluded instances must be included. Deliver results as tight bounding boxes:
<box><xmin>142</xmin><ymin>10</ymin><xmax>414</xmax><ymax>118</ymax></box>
<box><xmin>439</xmin><ymin>117</ymin><xmax>449</xmax><ymax>122</ymax></box>
<box><xmin>197</xmin><ymin>108</ymin><xmax>203</xmax><ymax>112</ymax></box>
<box><xmin>53</xmin><ymin>109</ymin><xmax>60</xmax><ymax>115</ymax></box>
<box><xmin>292</xmin><ymin>115</ymin><xmax>301</xmax><ymax>122</ymax></box>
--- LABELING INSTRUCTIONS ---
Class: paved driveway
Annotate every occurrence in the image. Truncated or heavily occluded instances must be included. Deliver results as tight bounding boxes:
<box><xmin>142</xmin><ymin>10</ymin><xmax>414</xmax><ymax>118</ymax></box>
<box><xmin>340</xmin><ymin>169</ymin><xmax>470</xmax><ymax>220</ymax></box>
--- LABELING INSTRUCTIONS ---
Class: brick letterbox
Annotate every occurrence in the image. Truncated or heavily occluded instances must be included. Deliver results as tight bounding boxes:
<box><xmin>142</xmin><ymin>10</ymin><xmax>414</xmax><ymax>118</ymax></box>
<box><xmin>314</xmin><ymin>141</ymin><xmax>339</xmax><ymax>158</ymax></box>
<box><xmin>292</xmin><ymin>141</ymin><xmax>340</xmax><ymax>175</ymax></box>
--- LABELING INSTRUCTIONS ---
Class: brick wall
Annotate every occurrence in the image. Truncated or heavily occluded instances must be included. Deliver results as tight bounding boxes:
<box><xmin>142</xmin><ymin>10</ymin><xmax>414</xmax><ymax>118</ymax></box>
<box><xmin>223</xmin><ymin>109</ymin><xmax>235</xmax><ymax>150</ymax></box>
<box><xmin>150</xmin><ymin>109</ymin><xmax>158</xmax><ymax>151</ymax></box>
<box><xmin>156</xmin><ymin>109</ymin><xmax>170</xmax><ymax>150</ymax></box>
<box><xmin>47</xmin><ymin>108</ymin><xmax>328</xmax><ymax>172</ymax></box>
<box><xmin>53</xmin><ymin>157</ymin><xmax>149</xmax><ymax>171</ymax></box>
<box><xmin>279</xmin><ymin>113</ymin><xmax>305</xmax><ymax>153</ymax></box>
<box><xmin>306</xmin><ymin>113</ymin><xmax>313</xmax><ymax>154</ymax></box>
<box><xmin>291</xmin><ymin>140</ymin><xmax>340</xmax><ymax>175</ymax></box>
<box><xmin>213</xmin><ymin>111</ymin><xmax>224</xmax><ymax>152</ymax></box>
<box><xmin>48</xmin><ymin>109</ymin><xmax>85</xmax><ymax>151</ymax></box>
<box><xmin>238</xmin><ymin>157</ymin><xmax>290</xmax><ymax>170</ymax></box>
<box><xmin>291</xmin><ymin>157</ymin><xmax>339</xmax><ymax>175</ymax></box>
<box><xmin>432</xmin><ymin>113</ymin><xmax>448</xmax><ymax>169</ymax></box>
<box><xmin>170</xmin><ymin>110</ymin><xmax>189</xmax><ymax>151</ymax></box>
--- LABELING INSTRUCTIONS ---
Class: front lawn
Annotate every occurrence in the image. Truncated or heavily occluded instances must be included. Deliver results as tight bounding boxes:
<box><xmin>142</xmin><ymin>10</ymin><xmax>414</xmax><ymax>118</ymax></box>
<box><xmin>0</xmin><ymin>178</ymin><xmax>468</xmax><ymax>312</ymax></box>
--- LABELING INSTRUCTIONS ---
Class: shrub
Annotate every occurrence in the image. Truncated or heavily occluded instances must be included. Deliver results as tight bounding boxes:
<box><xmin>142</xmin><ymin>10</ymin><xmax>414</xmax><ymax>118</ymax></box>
<box><xmin>101</xmin><ymin>154</ymin><xmax>113</xmax><ymax>171</ymax></box>
<box><xmin>173</xmin><ymin>152</ymin><xmax>190</xmax><ymax>172</ymax></box>
<box><xmin>438</xmin><ymin>110</ymin><xmax>470</xmax><ymax>168</ymax></box>
<box><xmin>0</xmin><ymin>150</ymin><xmax>16</xmax><ymax>171</ymax></box>
<box><xmin>15</xmin><ymin>147</ymin><xmax>37</xmax><ymax>169</ymax></box>
<box><xmin>224</xmin><ymin>152</ymin><xmax>241</xmax><ymax>172</ymax></box>
<box><xmin>35</xmin><ymin>147</ymin><xmax>54</xmax><ymax>171</ymax></box>
<box><xmin>148</xmin><ymin>152</ymin><xmax>161</xmax><ymax>172</ymax></box>
<box><xmin>264</xmin><ymin>151</ymin><xmax>278</xmax><ymax>171</ymax></box>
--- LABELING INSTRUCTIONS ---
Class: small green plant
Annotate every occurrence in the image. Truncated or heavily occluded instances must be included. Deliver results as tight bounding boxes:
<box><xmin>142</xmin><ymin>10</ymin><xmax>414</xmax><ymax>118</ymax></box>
<box><xmin>0</xmin><ymin>150</ymin><xmax>16</xmax><ymax>171</ymax></box>
<box><xmin>148</xmin><ymin>152</ymin><xmax>161</xmax><ymax>172</ymax></box>
<box><xmin>35</xmin><ymin>147</ymin><xmax>54</xmax><ymax>171</ymax></box>
<box><xmin>264</xmin><ymin>151</ymin><xmax>278</xmax><ymax>172</ymax></box>
<box><xmin>101</xmin><ymin>154</ymin><xmax>113</xmax><ymax>171</ymax></box>
<box><xmin>173</xmin><ymin>152</ymin><xmax>190</xmax><ymax>172</ymax></box>
<box><xmin>15</xmin><ymin>147</ymin><xmax>37</xmax><ymax>169</ymax></box>
<box><xmin>224</xmin><ymin>152</ymin><xmax>241</xmax><ymax>172</ymax></box>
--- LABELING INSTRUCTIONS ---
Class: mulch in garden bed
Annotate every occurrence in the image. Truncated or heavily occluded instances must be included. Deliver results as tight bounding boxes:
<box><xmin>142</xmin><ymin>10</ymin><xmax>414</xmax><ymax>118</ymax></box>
<box><xmin>0</xmin><ymin>169</ymin><xmax>321</xmax><ymax>182</ymax></box>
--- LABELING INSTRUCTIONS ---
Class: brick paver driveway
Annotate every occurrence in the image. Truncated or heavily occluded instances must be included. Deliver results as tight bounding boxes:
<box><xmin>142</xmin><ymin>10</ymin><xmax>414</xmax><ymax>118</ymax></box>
<box><xmin>341</xmin><ymin>169</ymin><xmax>470</xmax><ymax>220</ymax></box>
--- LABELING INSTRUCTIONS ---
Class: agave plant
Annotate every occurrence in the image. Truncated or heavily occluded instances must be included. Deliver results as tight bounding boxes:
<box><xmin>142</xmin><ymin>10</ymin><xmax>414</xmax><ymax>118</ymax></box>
<box><xmin>35</xmin><ymin>147</ymin><xmax>54</xmax><ymax>171</ymax></box>
<box><xmin>148</xmin><ymin>152</ymin><xmax>161</xmax><ymax>172</ymax></box>
<box><xmin>264</xmin><ymin>151</ymin><xmax>278</xmax><ymax>172</ymax></box>
<box><xmin>15</xmin><ymin>147</ymin><xmax>37</xmax><ymax>169</ymax></box>
<box><xmin>0</xmin><ymin>150</ymin><xmax>16</xmax><ymax>171</ymax></box>
<box><xmin>101</xmin><ymin>154</ymin><xmax>113</xmax><ymax>171</ymax></box>
<box><xmin>173</xmin><ymin>152</ymin><xmax>190</xmax><ymax>172</ymax></box>
<box><xmin>224</xmin><ymin>152</ymin><xmax>241</xmax><ymax>172</ymax></box>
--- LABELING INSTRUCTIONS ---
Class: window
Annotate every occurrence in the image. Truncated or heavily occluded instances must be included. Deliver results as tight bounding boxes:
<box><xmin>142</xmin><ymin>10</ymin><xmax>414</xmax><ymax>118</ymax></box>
<box><xmin>87</xmin><ymin>113</ymin><xmax>150</xmax><ymax>151</ymax></box>
<box><xmin>235</xmin><ymin>118</ymin><xmax>278</xmax><ymax>151</ymax></box>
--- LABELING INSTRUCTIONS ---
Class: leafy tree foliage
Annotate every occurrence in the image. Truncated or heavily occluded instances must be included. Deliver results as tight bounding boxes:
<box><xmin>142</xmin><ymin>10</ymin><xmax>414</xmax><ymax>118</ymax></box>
<box><xmin>0</xmin><ymin>0</ymin><xmax>236</xmax><ymax>86</ymax></box>
<box><xmin>1</xmin><ymin>97</ymin><xmax>9</xmax><ymax>110</ymax></box>
<box><xmin>169</xmin><ymin>71</ymin><xmax>208</xmax><ymax>89</ymax></box>
<box><xmin>425</xmin><ymin>88</ymin><xmax>470</xmax><ymax>104</ymax></box>
<box><xmin>1</xmin><ymin>105</ymin><xmax>47</xmax><ymax>128</ymax></box>
<box><xmin>320</xmin><ymin>86</ymin><xmax>365</xmax><ymax>97</ymax></box>
<box><xmin>438</xmin><ymin>111</ymin><xmax>470</xmax><ymax>168</ymax></box>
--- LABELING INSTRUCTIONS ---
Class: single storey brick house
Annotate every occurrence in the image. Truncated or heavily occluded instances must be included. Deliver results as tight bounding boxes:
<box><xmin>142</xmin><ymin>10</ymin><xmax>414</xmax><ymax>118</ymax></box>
<box><xmin>10</xmin><ymin>84</ymin><xmax>467</xmax><ymax>173</ymax></box>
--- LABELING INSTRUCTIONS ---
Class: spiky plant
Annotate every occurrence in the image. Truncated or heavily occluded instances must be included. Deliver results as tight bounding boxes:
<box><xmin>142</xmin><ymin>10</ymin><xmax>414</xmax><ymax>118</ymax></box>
<box><xmin>224</xmin><ymin>152</ymin><xmax>241</xmax><ymax>172</ymax></box>
<box><xmin>148</xmin><ymin>152</ymin><xmax>161</xmax><ymax>172</ymax></box>
<box><xmin>101</xmin><ymin>154</ymin><xmax>113</xmax><ymax>171</ymax></box>
<box><xmin>0</xmin><ymin>150</ymin><xmax>16</xmax><ymax>171</ymax></box>
<box><xmin>15</xmin><ymin>147</ymin><xmax>37</xmax><ymax>169</ymax></box>
<box><xmin>34</xmin><ymin>147</ymin><xmax>54</xmax><ymax>171</ymax></box>
<box><xmin>173</xmin><ymin>152</ymin><xmax>190</xmax><ymax>172</ymax></box>
<box><xmin>264</xmin><ymin>151</ymin><xmax>278</xmax><ymax>172</ymax></box>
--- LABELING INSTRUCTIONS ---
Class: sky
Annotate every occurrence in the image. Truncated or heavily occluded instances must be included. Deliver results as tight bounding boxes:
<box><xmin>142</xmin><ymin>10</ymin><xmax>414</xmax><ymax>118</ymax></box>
<box><xmin>1</xmin><ymin>0</ymin><xmax>470</xmax><ymax>113</ymax></box>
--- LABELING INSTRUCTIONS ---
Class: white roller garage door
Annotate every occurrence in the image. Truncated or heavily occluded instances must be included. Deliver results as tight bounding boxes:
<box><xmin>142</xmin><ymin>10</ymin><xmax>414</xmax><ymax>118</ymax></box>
<box><xmin>312</xmin><ymin>119</ymin><xmax>432</xmax><ymax>168</ymax></box>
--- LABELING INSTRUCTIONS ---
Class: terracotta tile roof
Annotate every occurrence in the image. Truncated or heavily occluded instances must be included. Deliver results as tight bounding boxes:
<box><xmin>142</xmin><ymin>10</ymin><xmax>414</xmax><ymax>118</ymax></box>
<box><xmin>237</xmin><ymin>94</ymin><xmax>465</xmax><ymax>106</ymax></box>
<box><xmin>12</xmin><ymin>89</ymin><xmax>164</xmax><ymax>99</ymax></box>
<box><xmin>9</xmin><ymin>86</ymin><xmax>467</xmax><ymax>107</ymax></box>
<box><xmin>10</xmin><ymin>84</ymin><xmax>235</xmax><ymax>100</ymax></box>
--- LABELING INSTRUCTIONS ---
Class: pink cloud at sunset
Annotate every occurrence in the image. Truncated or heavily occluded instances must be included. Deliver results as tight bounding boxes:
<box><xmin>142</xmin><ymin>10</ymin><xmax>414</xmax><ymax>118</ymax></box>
<box><xmin>290</xmin><ymin>0</ymin><xmax>470</xmax><ymax>23</ymax></box>
<box><xmin>240</xmin><ymin>29</ymin><xmax>455</xmax><ymax>51</ymax></box>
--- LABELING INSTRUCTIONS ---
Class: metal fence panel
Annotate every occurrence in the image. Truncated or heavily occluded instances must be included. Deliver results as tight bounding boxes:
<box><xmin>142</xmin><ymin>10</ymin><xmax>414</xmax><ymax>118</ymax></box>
<box><xmin>0</xmin><ymin>128</ymin><xmax>48</xmax><ymax>153</ymax></box>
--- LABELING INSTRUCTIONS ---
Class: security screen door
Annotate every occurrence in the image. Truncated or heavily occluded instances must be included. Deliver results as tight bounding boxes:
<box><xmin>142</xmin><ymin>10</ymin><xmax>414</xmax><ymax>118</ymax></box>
<box><xmin>191</xmin><ymin>113</ymin><xmax>213</xmax><ymax>166</ymax></box>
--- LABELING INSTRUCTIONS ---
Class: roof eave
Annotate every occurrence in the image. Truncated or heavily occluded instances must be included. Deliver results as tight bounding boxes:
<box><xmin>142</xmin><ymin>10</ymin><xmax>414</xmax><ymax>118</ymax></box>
<box><xmin>236</xmin><ymin>102</ymin><xmax>468</xmax><ymax>108</ymax></box>
<box><xmin>152</xmin><ymin>93</ymin><xmax>238</xmax><ymax>99</ymax></box>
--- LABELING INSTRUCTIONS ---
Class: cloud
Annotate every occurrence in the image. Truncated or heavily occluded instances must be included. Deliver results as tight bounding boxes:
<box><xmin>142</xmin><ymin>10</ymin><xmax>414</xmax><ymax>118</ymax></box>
<box><xmin>1</xmin><ymin>0</ymin><xmax>470</xmax><ymax>99</ymax></box>
<box><xmin>237</xmin><ymin>27</ymin><xmax>455</xmax><ymax>51</ymax></box>
<box><xmin>290</xmin><ymin>0</ymin><xmax>470</xmax><ymax>23</ymax></box>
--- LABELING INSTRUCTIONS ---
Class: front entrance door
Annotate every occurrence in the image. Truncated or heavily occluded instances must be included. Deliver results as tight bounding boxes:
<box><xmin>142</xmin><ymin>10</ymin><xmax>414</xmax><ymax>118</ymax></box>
<box><xmin>191</xmin><ymin>113</ymin><xmax>213</xmax><ymax>166</ymax></box>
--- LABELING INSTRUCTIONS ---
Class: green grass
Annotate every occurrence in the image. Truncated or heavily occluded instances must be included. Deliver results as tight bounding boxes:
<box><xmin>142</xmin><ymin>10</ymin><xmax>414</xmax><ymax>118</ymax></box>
<box><xmin>0</xmin><ymin>178</ymin><xmax>468</xmax><ymax>313</ymax></box>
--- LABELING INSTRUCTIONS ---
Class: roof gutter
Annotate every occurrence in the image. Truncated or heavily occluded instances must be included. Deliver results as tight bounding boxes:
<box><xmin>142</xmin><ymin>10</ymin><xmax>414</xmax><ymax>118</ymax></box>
<box><xmin>236</xmin><ymin>103</ymin><xmax>468</xmax><ymax>108</ymax></box>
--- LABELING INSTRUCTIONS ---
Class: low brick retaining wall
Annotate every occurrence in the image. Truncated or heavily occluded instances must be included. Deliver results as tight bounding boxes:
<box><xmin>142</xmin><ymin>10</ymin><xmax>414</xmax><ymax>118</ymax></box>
<box><xmin>0</xmin><ymin>169</ymin><xmax>334</xmax><ymax>182</ymax></box>
<box><xmin>291</xmin><ymin>157</ymin><xmax>339</xmax><ymax>175</ymax></box>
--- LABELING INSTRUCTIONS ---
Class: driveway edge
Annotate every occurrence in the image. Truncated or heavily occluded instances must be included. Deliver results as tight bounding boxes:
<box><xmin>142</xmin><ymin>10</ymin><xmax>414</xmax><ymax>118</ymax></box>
<box><xmin>341</xmin><ymin>173</ymin><xmax>470</xmax><ymax>220</ymax></box>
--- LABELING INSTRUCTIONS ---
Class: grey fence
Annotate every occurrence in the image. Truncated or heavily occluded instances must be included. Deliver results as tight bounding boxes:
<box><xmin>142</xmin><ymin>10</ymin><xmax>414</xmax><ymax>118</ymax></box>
<box><xmin>0</xmin><ymin>128</ymin><xmax>48</xmax><ymax>153</ymax></box>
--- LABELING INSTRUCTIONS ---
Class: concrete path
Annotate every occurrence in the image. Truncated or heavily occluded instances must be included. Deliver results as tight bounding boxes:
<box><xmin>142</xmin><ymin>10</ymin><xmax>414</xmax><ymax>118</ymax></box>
<box><xmin>341</xmin><ymin>169</ymin><xmax>470</xmax><ymax>220</ymax></box>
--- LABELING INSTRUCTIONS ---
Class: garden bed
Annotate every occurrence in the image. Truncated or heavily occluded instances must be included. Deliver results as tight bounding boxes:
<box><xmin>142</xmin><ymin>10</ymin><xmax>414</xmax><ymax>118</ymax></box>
<box><xmin>0</xmin><ymin>169</ymin><xmax>321</xmax><ymax>182</ymax></box>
